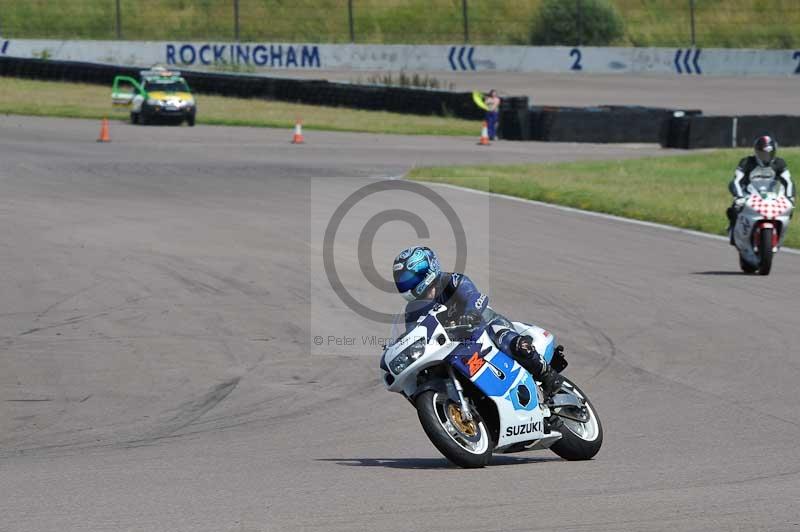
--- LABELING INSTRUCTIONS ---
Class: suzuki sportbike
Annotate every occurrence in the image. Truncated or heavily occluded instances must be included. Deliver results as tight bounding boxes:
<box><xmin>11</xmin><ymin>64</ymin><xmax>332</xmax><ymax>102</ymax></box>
<box><xmin>380</xmin><ymin>304</ymin><xmax>603</xmax><ymax>468</ymax></box>
<box><xmin>733</xmin><ymin>168</ymin><xmax>794</xmax><ymax>275</ymax></box>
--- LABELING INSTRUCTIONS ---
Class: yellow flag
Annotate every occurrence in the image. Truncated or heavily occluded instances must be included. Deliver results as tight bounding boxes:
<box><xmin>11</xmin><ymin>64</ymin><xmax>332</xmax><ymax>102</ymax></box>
<box><xmin>472</xmin><ymin>91</ymin><xmax>489</xmax><ymax>111</ymax></box>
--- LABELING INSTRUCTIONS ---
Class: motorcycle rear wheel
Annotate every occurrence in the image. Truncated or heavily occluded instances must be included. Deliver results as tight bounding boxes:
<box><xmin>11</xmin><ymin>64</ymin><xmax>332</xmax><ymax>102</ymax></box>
<box><xmin>549</xmin><ymin>378</ymin><xmax>603</xmax><ymax>461</ymax></box>
<box><xmin>416</xmin><ymin>390</ymin><xmax>492</xmax><ymax>468</ymax></box>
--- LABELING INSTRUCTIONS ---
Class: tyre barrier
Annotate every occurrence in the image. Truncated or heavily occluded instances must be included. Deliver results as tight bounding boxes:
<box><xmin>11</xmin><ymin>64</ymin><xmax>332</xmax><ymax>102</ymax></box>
<box><xmin>4</xmin><ymin>56</ymin><xmax>796</xmax><ymax>149</ymax></box>
<box><xmin>499</xmin><ymin>97</ymin><xmax>531</xmax><ymax>140</ymax></box>
<box><xmin>0</xmin><ymin>56</ymin><xmax>488</xmax><ymax>120</ymax></box>
<box><xmin>527</xmin><ymin>106</ymin><xmax>702</xmax><ymax>145</ymax></box>
<box><xmin>662</xmin><ymin>114</ymin><xmax>800</xmax><ymax>149</ymax></box>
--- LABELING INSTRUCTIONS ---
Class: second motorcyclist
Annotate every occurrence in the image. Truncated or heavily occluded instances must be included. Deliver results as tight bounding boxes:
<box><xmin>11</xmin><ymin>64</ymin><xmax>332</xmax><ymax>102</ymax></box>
<box><xmin>727</xmin><ymin>135</ymin><xmax>795</xmax><ymax>244</ymax></box>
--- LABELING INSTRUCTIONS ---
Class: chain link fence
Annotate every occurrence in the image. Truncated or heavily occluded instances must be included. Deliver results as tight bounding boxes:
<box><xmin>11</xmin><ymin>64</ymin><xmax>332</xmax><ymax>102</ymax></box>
<box><xmin>0</xmin><ymin>0</ymin><xmax>797</xmax><ymax>48</ymax></box>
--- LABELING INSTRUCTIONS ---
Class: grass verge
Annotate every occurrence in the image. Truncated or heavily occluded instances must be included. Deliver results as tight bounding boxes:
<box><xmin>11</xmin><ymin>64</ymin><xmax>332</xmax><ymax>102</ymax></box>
<box><xmin>409</xmin><ymin>149</ymin><xmax>800</xmax><ymax>248</ymax></box>
<box><xmin>0</xmin><ymin>77</ymin><xmax>478</xmax><ymax>136</ymax></box>
<box><xmin>0</xmin><ymin>0</ymin><xmax>796</xmax><ymax>48</ymax></box>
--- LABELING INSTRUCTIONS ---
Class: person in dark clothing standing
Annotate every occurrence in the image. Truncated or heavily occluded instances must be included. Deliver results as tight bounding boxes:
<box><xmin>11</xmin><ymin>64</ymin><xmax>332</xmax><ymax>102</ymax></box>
<box><xmin>484</xmin><ymin>90</ymin><xmax>501</xmax><ymax>141</ymax></box>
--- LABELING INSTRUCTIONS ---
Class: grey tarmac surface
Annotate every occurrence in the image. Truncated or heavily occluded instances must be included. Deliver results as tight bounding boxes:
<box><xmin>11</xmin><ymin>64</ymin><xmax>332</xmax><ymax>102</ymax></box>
<box><xmin>2</xmin><ymin>115</ymin><xmax>800</xmax><ymax>532</ymax></box>
<box><xmin>279</xmin><ymin>70</ymin><xmax>800</xmax><ymax>116</ymax></box>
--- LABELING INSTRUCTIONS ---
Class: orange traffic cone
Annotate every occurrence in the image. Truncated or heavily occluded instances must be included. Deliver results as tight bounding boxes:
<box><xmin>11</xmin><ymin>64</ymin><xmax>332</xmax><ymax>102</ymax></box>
<box><xmin>96</xmin><ymin>117</ymin><xmax>110</xmax><ymax>143</ymax></box>
<box><xmin>478</xmin><ymin>121</ymin><xmax>490</xmax><ymax>146</ymax></box>
<box><xmin>291</xmin><ymin>119</ymin><xmax>304</xmax><ymax>144</ymax></box>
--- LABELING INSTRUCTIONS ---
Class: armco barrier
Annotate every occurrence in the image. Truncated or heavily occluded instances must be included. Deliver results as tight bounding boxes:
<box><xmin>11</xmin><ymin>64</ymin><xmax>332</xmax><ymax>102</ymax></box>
<box><xmin>0</xmin><ymin>56</ymin><xmax>489</xmax><ymax>120</ymax></box>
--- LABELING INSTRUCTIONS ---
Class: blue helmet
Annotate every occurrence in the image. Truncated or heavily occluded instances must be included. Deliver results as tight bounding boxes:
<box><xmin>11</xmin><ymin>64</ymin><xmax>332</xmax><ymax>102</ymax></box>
<box><xmin>393</xmin><ymin>246</ymin><xmax>441</xmax><ymax>302</ymax></box>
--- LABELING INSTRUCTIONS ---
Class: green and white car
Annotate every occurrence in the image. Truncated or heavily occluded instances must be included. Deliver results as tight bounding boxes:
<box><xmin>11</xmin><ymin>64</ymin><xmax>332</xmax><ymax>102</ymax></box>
<box><xmin>112</xmin><ymin>67</ymin><xmax>196</xmax><ymax>126</ymax></box>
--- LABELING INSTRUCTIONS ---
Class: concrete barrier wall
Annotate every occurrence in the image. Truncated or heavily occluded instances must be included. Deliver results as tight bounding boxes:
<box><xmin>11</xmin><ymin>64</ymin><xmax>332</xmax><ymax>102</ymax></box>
<box><xmin>2</xmin><ymin>38</ymin><xmax>800</xmax><ymax>77</ymax></box>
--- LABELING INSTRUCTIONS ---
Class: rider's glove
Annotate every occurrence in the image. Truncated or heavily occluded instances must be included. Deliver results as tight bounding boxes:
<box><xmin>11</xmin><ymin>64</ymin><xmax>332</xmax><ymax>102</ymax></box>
<box><xmin>734</xmin><ymin>197</ymin><xmax>746</xmax><ymax>208</ymax></box>
<box><xmin>512</xmin><ymin>335</ymin><xmax>536</xmax><ymax>357</ymax></box>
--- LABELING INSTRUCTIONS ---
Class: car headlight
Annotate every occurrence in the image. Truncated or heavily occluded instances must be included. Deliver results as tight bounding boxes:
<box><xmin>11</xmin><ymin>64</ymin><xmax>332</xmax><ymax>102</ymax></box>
<box><xmin>389</xmin><ymin>337</ymin><xmax>426</xmax><ymax>374</ymax></box>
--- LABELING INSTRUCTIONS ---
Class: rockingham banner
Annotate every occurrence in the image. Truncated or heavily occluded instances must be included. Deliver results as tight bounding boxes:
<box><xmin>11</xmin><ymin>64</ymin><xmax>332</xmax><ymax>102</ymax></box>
<box><xmin>2</xmin><ymin>38</ymin><xmax>800</xmax><ymax>76</ymax></box>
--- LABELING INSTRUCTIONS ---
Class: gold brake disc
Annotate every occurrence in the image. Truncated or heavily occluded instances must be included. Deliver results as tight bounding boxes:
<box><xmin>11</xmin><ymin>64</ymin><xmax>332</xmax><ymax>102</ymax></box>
<box><xmin>448</xmin><ymin>403</ymin><xmax>477</xmax><ymax>436</ymax></box>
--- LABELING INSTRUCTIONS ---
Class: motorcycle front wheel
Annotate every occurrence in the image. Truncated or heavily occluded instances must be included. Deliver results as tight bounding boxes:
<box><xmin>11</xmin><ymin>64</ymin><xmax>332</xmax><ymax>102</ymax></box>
<box><xmin>549</xmin><ymin>377</ymin><xmax>603</xmax><ymax>461</ymax></box>
<box><xmin>416</xmin><ymin>390</ymin><xmax>492</xmax><ymax>468</ymax></box>
<box><xmin>758</xmin><ymin>227</ymin><xmax>773</xmax><ymax>276</ymax></box>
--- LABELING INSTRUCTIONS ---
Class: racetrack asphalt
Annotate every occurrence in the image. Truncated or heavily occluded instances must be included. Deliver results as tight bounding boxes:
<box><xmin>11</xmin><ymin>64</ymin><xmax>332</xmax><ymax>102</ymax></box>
<box><xmin>1</xmin><ymin>115</ymin><xmax>799</xmax><ymax>532</ymax></box>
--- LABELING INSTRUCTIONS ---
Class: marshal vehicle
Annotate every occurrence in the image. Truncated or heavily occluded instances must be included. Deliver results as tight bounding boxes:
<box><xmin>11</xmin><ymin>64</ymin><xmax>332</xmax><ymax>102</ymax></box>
<box><xmin>112</xmin><ymin>67</ymin><xmax>196</xmax><ymax>126</ymax></box>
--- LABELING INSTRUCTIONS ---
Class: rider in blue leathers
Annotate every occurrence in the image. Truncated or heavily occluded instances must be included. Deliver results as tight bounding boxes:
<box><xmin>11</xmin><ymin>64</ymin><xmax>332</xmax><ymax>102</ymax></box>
<box><xmin>393</xmin><ymin>246</ymin><xmax>563</xmax><ymax>397</ymax></box>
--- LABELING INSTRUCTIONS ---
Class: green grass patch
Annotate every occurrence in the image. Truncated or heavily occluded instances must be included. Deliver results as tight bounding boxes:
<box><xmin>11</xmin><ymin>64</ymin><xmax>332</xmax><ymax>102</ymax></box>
<box><xmin>0</xmin><ymin>0</ymin><xmax>796</xmax><ymax>48</ymax></box>
<box><xmin>0</xmin><ymin>77</ymin><xmax>478</xmax><ymax>136</ymax></box>
<box><xmin>409</xmin><ymin>149</ymin><xmax>800</xmax><ymax>248</ymax></box>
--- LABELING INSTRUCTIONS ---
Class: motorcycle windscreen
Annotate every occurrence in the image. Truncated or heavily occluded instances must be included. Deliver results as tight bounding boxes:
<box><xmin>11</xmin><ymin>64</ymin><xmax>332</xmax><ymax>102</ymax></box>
<box><xmin>387</xmin><ymin>300</ymin><xmax>435</xmax><ymax>344</ymax></box>
<box><xmin>749</xmin><ymin>176</ymin><xmax>780</xmax><ymax>195</ymax></box>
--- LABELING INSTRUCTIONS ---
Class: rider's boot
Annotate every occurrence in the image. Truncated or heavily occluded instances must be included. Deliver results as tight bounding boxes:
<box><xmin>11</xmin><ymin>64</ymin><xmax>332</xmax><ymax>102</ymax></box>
<box><xmin>726</xmin><ymin>206</ymin><xmax>737</xmax><ymax>245</ymax></box>
<box><xmin>511</xmin><ymin>335</ymin><xmax>564</xmax><ymax>399</ymax></box>
<box><xmin>539</xmin><ymin>366</ymin><xmax>565</xmax><ymax>398</ymax></box>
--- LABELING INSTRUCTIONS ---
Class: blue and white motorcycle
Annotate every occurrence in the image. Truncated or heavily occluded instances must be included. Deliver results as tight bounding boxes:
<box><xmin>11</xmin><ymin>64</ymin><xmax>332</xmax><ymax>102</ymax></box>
<box><xmin>380</xmin><ymin>303</ymin><xmax>603</xmax><ymax>468</ymax></box>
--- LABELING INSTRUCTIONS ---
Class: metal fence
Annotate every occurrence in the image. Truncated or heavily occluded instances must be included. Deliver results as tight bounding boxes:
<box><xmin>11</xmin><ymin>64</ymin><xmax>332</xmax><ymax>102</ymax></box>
<box><xmin>0</xmin><ymin>1</ymin><xmax>797</xmax><ymax>48</ymax></box>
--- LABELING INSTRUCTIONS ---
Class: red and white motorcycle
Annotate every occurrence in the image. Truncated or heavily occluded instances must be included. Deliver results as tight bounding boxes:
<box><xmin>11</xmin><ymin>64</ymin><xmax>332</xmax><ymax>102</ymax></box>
<box><xmin>733</xmin><ymin>168</ymin><xmax>794</xmax><ymax>275</ymax></box>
